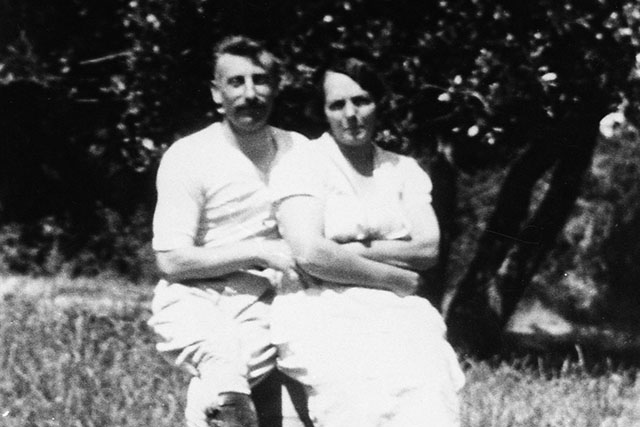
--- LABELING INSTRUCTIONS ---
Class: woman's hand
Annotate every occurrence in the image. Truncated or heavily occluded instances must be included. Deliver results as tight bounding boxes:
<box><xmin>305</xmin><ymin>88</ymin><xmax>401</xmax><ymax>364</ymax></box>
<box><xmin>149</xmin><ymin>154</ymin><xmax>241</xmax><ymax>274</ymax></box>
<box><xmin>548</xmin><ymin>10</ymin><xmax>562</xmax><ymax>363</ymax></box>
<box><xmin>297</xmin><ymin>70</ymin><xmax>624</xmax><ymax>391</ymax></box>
<box><xmin>391</xmin><ymin>270</ymin><xmax>423</xmax><ymax>297</ymax></box>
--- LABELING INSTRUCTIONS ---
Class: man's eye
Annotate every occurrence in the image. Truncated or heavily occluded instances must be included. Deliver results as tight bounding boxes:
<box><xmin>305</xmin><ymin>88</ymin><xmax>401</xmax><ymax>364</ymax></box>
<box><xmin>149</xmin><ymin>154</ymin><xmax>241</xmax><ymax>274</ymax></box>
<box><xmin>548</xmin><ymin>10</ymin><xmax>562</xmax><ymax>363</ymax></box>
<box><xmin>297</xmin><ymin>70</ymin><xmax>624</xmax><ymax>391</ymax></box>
<box><xmin>327</xmin><ymin>100</ymin><xmax>345</xmax><ymax>111</ymax></box>
<box><xmin>253</xmin><ymin>74</ymin><xmax>270</xmax><ymax>86</ymax></box>
<box><xmin>227</xmin><ymin>76</ymin><xmax>245</xmax><ymax>87</ymax></box>
<box><xmin>352</xmin><ymin>95</ymin><xmax>373</xmax><ymax>107</ymax></box>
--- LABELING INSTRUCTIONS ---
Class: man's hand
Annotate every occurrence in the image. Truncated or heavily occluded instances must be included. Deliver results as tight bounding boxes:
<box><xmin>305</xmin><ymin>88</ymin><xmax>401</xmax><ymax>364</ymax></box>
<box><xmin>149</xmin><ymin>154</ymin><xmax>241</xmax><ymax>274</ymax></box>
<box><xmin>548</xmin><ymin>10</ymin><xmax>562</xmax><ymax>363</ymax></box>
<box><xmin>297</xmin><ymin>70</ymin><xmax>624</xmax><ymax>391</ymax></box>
<box><xmin>256</xmin><ymin>239</ymin><xmax>296</xmax><ymax>272</ymax></box>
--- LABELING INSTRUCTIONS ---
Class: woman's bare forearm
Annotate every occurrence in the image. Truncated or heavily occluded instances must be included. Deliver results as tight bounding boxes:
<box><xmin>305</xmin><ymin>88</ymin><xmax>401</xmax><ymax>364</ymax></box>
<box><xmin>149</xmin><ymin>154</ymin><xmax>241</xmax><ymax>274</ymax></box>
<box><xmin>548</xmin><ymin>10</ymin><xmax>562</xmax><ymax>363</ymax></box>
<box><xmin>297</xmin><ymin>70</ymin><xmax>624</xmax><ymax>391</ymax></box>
<box><xmin>294</xmin><ymin>236</ymin><xmax>422</xmax><ymax>295</ymax></box>
<box><xmin>277</xmin><ymin>197</ymin><xmax>421</xmax><ymax>296</ymax></box>
<box><xmin>341</xmin><ymin>239</ymin><xmax>438</xmax><ymax>271</ymax></box>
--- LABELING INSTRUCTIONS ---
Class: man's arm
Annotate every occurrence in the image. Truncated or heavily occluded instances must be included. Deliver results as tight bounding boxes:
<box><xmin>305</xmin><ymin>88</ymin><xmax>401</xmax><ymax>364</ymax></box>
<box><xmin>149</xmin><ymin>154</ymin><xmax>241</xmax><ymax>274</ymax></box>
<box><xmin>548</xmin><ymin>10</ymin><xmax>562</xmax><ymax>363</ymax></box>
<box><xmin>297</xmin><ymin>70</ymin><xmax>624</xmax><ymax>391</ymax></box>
<box><xmin>156</xmin><ymin>239</ymin><xmax>294</xmax><ymax>282</ymax></box>
<box><xmin>276</xmin><ymin>196</ymin><xmax>421</xmax><ymax>296</ymax></box>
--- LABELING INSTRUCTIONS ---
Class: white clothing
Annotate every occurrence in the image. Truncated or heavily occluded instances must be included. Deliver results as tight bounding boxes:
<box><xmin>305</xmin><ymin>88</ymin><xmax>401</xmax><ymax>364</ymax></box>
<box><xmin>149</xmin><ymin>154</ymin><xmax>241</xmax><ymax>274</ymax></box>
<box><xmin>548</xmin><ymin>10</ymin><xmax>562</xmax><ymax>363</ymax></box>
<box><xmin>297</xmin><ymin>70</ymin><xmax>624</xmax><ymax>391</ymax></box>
<box><xmin>152</xmin><ymin>123</ymin><xmax>317</xmax><ymax>252</ymax></box>
<box><xmin>148</xmin><ymin>123</ymin><xmax>315</xmax><ymax>427</ymax></box>
<box><xmin>272</xmin><ymin>133</ymin><xmax>465</xmax><ymax>427</ymax></box>
<box><xmin>151</xmin><ymin>279</ymin><xmax>274</xmax><ymax>427</ymax></box>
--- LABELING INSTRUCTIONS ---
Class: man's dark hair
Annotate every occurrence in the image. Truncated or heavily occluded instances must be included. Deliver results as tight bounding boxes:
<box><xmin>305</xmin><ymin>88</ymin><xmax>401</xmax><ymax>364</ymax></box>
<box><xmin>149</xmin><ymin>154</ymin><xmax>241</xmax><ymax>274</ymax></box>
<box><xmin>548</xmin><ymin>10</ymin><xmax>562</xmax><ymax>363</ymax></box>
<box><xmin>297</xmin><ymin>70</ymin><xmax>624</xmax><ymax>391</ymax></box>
<box><xmin>212</xmin><ymin>35</ymin><xmax>281</xmax><ymax>83</ymax></box>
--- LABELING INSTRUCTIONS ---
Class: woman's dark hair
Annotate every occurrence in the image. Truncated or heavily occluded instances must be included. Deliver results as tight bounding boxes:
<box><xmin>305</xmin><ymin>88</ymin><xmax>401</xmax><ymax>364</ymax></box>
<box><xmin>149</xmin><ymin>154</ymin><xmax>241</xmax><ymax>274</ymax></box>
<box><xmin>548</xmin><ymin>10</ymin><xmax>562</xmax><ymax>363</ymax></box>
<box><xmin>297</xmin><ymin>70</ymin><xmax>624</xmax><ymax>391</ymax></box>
<box><xmin>316</xmin><ymin>44</ymin><xmax>388</xmax><ymax>104</ymax></box>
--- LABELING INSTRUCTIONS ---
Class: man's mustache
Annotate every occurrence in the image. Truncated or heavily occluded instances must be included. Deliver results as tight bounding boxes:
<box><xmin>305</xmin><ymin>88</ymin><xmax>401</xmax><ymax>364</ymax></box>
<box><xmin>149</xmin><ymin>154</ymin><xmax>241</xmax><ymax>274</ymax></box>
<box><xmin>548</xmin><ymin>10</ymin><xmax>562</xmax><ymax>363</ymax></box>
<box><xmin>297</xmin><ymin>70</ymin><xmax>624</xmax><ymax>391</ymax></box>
<box><xmin>236</xmin><ymin>99</ymin><xmax>267</xmax><ymax>111</ymax></box>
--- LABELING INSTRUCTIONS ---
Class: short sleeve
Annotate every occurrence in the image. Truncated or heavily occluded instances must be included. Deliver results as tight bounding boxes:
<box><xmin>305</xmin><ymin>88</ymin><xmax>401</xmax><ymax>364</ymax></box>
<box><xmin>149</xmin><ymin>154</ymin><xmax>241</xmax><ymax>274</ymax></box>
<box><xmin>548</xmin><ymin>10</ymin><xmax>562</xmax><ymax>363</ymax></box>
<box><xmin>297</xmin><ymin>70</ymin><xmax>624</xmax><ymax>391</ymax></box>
<box><xmin>152</xmin><ymin>146</ymin><xmax>202</xmax><ymax>251</ymax></box>
<box><xmin>269</xmin><ymin>131</ymin><xmax>326</xmax><ymax>203</ymax></box>
<box><xmin>400</xmin><ymin>157</ymin><xmax>433</xmax><ymax>209</ymax></box>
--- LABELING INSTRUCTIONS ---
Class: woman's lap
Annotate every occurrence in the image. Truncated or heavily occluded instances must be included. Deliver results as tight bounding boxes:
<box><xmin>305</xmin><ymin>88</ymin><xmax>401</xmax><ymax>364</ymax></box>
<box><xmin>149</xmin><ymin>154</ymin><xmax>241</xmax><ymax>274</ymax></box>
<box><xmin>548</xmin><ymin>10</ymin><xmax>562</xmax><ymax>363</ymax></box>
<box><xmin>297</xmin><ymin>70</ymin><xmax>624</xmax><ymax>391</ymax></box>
<box><xmin>272</xmin><ymin>287</ymin><xmax>464</xmax><ymax>426</ymax></box>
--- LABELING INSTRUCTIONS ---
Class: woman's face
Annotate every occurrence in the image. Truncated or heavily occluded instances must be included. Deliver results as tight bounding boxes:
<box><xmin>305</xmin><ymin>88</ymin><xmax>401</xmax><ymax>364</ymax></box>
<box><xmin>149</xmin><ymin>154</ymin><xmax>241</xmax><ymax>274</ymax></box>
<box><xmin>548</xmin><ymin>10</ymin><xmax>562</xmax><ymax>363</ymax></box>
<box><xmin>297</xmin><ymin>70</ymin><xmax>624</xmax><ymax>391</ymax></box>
<box><xmin>323</xmin><ymin>71</ymin><xmax>377</xmax><ymax>147</ymax></box>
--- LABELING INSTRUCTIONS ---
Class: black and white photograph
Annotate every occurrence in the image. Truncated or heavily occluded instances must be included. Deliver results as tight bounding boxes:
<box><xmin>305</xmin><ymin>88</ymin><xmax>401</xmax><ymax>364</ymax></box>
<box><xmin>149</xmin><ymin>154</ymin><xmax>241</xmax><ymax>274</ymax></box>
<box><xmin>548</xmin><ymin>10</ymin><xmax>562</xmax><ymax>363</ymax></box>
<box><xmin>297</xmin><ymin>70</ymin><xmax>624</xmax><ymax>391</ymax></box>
<box><xmin>2</xmin><ymin>1</ymin><xmax>640</xmax><ymax>426</ymax></box>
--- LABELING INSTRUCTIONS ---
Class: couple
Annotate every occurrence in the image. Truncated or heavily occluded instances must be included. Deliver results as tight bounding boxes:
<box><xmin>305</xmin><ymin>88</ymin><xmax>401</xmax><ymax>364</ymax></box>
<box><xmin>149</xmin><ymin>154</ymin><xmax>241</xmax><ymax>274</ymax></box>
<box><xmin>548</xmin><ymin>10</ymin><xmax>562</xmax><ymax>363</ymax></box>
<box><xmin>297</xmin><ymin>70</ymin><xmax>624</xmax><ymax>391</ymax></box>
<box><xmin>148</xmin><ymin>35</ymin><xmax>465</xmax><ymax>427</ymax></box>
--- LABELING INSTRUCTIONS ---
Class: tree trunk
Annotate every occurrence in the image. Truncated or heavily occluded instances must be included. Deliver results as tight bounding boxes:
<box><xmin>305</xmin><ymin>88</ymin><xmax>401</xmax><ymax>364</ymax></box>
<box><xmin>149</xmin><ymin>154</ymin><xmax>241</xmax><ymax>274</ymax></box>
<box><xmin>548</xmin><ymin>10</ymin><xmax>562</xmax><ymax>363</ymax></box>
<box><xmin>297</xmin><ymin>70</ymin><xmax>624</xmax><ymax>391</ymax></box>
<box><xmin>446</xmin><ymin>115</ymin><xmax>601</xmax><ymax>357</ymax></box>
<box><xmin>496</xmin><ymin>127</ymin><xmax>599</xmax><ymax>319</ymax></box>
<box><xmin>445</xmin><ymin>133</ymin><xmax>556</xmax><ymax>357</ymax></box>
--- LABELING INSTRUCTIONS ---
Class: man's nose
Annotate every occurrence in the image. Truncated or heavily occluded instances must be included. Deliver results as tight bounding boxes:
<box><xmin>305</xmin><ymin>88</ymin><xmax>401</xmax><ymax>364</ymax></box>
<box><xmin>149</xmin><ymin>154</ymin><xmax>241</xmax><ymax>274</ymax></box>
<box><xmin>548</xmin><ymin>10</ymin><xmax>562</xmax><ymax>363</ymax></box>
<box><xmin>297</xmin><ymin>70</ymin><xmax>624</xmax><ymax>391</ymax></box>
<box><xmin>244</xmin><ymin>79</ymin><xmax>257</xmax><ymax>99</ymax></box>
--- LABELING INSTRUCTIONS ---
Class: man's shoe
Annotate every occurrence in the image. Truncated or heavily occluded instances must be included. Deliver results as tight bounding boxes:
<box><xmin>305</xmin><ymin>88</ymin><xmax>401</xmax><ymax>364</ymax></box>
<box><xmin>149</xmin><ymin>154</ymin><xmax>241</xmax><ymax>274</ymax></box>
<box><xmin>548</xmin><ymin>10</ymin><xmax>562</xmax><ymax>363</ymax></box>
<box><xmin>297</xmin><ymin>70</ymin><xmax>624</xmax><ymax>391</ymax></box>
<box><xmin>205</xmin><ymin>392</ymin><xmax>259</xmax><ymax>427</ymax></box>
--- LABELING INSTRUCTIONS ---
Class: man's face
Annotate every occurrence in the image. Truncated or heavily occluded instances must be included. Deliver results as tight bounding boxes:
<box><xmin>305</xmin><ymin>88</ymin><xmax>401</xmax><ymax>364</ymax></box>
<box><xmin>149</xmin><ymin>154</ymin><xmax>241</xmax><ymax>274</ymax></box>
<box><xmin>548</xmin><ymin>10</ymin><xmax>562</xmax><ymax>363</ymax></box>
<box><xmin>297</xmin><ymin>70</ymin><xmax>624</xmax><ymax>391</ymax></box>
<box><xmin>211</xmin><ymin>54</ymin><xmax>277</xmax><ymax>135</ymax></box>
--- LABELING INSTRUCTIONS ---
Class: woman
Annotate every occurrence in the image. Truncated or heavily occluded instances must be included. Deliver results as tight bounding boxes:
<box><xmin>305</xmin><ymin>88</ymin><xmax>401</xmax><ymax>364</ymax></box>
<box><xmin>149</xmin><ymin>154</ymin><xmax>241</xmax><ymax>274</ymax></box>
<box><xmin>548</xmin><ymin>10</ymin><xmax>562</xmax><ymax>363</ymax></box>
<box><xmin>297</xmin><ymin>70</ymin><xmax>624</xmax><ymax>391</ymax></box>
<box><xmin>271</xmin><ymin>52</ymin><xmax>465</xmax><ymax>426</ymax></box>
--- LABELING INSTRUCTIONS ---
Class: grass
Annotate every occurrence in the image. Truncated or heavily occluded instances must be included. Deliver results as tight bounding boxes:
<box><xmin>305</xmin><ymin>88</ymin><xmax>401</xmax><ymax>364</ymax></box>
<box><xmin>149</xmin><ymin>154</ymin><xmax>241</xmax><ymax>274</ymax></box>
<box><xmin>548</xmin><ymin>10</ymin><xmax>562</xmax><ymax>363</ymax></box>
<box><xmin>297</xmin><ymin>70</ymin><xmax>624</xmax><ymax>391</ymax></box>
<box><xmin>1</xmin><ymin>275</ymin><xmax>639</xmax><ymax>427</ymax></box>
<box><xmin>460</xmin><ymin>359</ymin><xmax>640</xmax><ymax>427</ymax></box>
<box><xmin>0</xmin><ymin>275</ymin><xmax>187</xmax><ymax>427</ymax></box>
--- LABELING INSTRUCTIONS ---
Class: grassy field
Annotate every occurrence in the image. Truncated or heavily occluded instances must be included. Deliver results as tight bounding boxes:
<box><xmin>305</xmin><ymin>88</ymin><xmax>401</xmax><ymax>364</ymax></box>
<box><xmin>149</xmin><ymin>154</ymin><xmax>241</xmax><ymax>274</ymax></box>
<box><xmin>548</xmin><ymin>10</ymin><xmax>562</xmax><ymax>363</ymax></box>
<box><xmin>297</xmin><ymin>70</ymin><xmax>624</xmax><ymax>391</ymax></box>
<box><xmin>1</xmin><ymin>275</ymin><xmax>639</xmax><ymax>427</ymax></box>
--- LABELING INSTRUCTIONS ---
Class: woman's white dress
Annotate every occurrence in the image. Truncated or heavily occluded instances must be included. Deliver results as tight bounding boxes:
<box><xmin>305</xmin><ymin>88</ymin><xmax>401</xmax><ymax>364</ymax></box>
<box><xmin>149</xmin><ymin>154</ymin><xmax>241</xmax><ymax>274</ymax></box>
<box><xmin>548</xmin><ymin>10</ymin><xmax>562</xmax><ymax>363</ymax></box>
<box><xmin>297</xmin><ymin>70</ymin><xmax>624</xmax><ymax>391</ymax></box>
<box><xmin>271</xmin><ymin>133</ymin><xmax>465</xmax><ymax>427</ymax></box>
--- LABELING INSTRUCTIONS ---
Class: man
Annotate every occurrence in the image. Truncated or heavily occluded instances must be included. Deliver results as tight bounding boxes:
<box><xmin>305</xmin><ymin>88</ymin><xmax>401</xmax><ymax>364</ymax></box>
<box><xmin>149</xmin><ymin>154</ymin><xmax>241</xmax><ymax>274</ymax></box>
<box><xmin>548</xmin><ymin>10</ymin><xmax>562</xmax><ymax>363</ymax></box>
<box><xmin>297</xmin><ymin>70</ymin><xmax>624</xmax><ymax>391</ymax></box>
<box><xmin>147</xmin><ymin>35</ymin><xmax>312</xmax><ymax>427</ymax></box>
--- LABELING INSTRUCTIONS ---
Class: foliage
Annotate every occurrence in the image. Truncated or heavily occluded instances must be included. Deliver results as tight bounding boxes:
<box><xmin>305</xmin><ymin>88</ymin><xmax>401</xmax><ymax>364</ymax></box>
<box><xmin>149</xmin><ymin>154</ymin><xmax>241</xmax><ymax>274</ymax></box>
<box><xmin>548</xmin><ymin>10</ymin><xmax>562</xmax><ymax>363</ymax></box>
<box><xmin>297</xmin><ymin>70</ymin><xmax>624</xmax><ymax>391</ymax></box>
<box><xmin>3</xmin><ymin>0</ymin><xmax>638</xmax><ymax>190</ymax></box>
<box><xmin>0</xmin><ymin>220</ymin><xmax>64</xmax><ymax>276</ymax></box>
<box><xmin>0</xmin><ymin>209</ymin><xmax>156</xmax><ymax>280</ymax></box>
